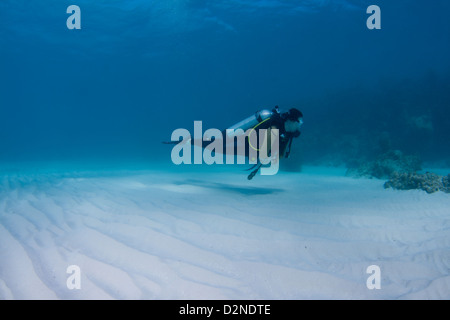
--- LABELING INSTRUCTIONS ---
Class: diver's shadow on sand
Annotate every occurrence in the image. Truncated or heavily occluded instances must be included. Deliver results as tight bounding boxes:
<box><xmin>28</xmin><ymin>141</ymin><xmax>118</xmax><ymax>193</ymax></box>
<box><xmin>175</xmin><ymin>179</ymin><xmax>284</xmax><ymax>195</ymax></box>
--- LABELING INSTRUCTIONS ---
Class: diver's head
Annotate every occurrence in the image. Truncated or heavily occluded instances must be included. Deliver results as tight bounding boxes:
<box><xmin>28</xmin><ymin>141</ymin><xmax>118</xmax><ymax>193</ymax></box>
<box><xmin>284</xmin><ymin>108</ymin><xmax>303</xmax><ymax>133</ymax></box>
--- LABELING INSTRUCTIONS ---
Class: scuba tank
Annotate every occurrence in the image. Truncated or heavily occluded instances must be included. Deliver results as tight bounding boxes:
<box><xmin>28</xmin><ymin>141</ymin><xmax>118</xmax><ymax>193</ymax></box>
<box><xmin>226</xmin><ymin>109</ymin><xmax>273</xmax><ymax>138</ymax></box>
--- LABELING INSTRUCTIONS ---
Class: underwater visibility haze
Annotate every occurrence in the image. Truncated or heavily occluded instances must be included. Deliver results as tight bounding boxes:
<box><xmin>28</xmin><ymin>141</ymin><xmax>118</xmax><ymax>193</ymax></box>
<box><xmin>0</xmin><ymin>0</ymin><xmax>450</xmax><ymax>300</ymax></box>
<box><xmin>1</xmin><ymin>0</ymin><xmax>450</xmax><ymax>167</ymax></box>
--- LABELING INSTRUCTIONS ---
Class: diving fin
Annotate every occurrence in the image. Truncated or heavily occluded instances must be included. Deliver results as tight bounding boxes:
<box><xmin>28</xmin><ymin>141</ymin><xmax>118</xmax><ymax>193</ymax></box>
<box><xmin>247</xmin><ymin>163</ymin><xmax>262</xmax><ymax>180</ymax></box>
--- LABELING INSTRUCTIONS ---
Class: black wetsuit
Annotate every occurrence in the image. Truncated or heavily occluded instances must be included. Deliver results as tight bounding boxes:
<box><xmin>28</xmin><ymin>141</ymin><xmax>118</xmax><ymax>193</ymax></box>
<box><xmin>164</xmin><ymin>109</ymin><xmax>301</xmax><ymax>179</ymax></box>
<box><xmin>203</xmin><ymin>110</ymin><xmax>299</xmax><ymax>161</ymax></box>
<box><xmin>255</xmin><ymin>111</ymin><xmax>299</xmax><ymax>159</ymax></box>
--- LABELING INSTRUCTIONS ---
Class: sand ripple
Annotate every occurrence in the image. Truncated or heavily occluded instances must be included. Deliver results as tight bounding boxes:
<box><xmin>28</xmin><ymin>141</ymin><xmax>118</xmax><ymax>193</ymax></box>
<box><xmin>1</xmin><ymin>168</ymin><xmax>449</xmax><ymax>299</ymax></box>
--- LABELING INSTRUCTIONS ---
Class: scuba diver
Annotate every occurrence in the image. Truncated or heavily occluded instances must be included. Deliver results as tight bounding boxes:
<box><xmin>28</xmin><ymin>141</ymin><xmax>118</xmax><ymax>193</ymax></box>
<box><xmin>165</xmin><ymin>106</ymin><xmax>303</xmax><ymax>180</ymax></box>
<box><xmin>229</xmin><ymin>106</ymin><xmax>303</xmax><ymax>179</ymax></box>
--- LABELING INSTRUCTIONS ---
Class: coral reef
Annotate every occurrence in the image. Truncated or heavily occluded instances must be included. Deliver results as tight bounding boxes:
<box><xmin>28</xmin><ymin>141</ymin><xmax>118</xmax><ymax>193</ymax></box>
<box><xmin>442</xmin><ymin>174</ymin><xmax>450</xmax><ymax>193</ymax></box>
<box><xmin>384</xmin><ymin>172</ymin><xmax>450</xmax><ymax>194</ymax></box>
<box><xmin>346</xmin><ymin>149</ymin><xmax>422</xmax><ymax>179</ymax></box>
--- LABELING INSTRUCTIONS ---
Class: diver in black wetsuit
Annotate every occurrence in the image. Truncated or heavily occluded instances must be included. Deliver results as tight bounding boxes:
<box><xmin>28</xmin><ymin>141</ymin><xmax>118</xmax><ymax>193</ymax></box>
<box><xmin>252</xmin><ymin>106</ymin><xmax>303</xmax><ymax>158</ymax></box>
<box><xmin>164</xmin><ymin>106</ymin><xmax>303</xmax><ymax>180</ymax></box>
<box><xmin>232</xmin><ymin>106</ymin><xmax>303</xmax><ymax>179</ymax></box>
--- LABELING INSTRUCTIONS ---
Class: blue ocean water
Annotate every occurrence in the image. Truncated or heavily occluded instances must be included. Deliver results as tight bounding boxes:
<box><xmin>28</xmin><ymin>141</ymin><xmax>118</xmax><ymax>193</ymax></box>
<box><xmin>1</xmin><ymin>0</ymin><xmax>449</xmax><ymax>170</ymax></box>
<box><xmin>2</xmin><ymin>1</ymin><xmax>450</xmax><ymax>301</ymax></box>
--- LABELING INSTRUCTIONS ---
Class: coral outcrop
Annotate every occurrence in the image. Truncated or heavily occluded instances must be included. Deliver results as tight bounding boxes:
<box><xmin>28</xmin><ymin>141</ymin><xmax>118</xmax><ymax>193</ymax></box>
<box><xmin>384</xmin><ymin>172</ymin><xmax>450</xmax><ymax>194</ymax></box>
<box><xmin>346</xmin><ymin>150</ymin><xmax>422</xmax><ymax>179</ymax></box>
<box><xmin>441</xmin><ymin>174</ymin><xmax>450</xmax><ymax>193</ymax></box>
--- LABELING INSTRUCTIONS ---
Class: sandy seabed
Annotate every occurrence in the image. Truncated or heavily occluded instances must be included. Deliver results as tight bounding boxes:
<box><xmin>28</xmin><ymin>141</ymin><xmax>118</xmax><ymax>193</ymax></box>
<box><xmin>0</xmin><ymin>165</ymin><xmax>449</xmax><ymax>300</ymax></box>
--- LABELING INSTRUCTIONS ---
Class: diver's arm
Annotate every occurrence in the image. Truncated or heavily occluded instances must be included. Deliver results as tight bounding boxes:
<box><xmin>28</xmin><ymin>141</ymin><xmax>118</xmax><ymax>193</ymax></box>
<box><xmin>279</xmin><ymin>135</ymin><xmax>289</xmax><ymax>158</ymax></box>
<box><xmin>284</xmin><ymin>137</ymin><xmax>293</xmax><ymax>158</ymax></box>
<box><xmin>283</xmin><ymin>131</ymin><xmax>300</xmax><ymax>158</ymax></box>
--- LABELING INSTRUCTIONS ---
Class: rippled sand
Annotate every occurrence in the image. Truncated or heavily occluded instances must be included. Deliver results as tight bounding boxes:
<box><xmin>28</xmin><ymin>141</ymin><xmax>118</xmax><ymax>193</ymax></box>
<box><xmin>1</xmin><ymin>166</ymin><xmax>449</xmax><ymax>299</ymax></box>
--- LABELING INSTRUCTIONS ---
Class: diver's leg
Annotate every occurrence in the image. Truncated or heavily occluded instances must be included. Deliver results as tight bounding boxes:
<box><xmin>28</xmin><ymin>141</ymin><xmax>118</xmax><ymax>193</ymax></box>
<box><xmin>247</xmin><ymin>163</ymin><xmax>262</xmax><ymax>180</ymax></box>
